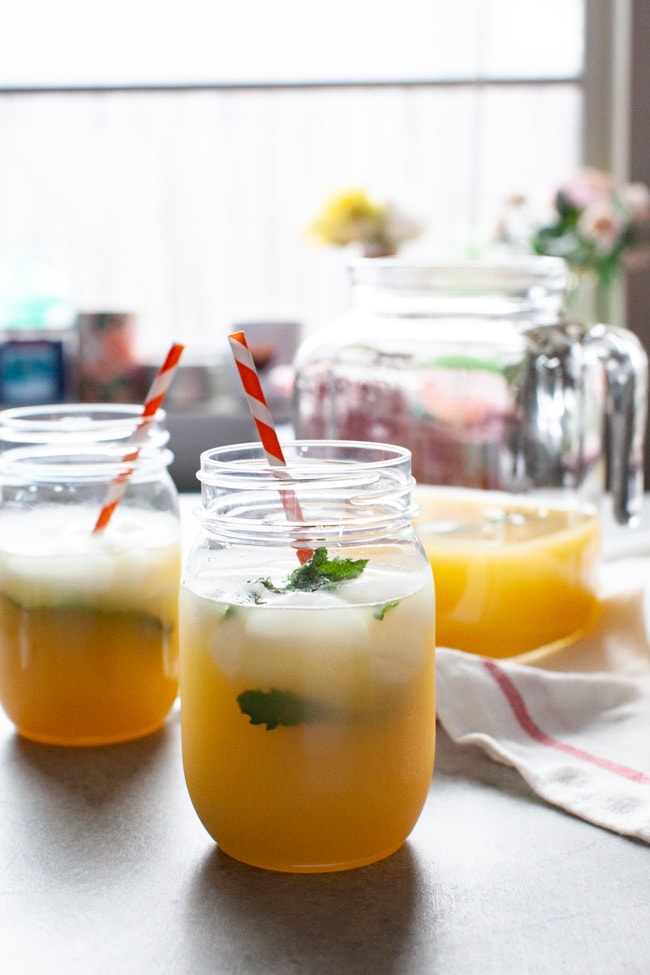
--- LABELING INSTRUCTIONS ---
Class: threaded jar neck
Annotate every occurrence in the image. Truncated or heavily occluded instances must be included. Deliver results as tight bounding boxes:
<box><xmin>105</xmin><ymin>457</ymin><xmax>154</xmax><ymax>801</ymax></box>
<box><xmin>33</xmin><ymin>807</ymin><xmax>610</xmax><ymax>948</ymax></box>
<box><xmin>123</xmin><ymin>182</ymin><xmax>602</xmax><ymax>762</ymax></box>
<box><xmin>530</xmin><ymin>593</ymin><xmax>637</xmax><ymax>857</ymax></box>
<box><xmin>348</xmin><ymin>256</ymin><xmax>568</xmax><ymax>321</ymax></box>
<box><xmin>196</xmin><ymin>440</ymin><xmax>418</xmax><ymax>546</ymax></box>
<box><xmin>0</xmin><ymin>404</ymin><xmax>173</xmax><ymax>483</ymax></box>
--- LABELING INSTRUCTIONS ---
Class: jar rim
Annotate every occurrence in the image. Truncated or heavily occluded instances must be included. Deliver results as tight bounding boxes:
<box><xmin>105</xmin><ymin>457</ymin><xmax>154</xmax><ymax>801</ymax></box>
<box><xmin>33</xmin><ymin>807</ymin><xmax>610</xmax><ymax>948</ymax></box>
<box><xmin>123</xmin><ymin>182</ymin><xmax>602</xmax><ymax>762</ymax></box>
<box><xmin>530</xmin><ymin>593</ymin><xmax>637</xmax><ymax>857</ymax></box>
<box><xmin>0</xmin><ymin>403</ymin><xmax>167</xmax><ymax>443</ymax></box>
<box><xmin>341</xmin><ymin>256</ymin><xmax>568</xmax><ymax>324</ymax></box>
<box><xmin>0</xmin><ymin>443</ymin><xmax>175</xmax><ymax>482</ymax></box>
<box><xmin>0</xmin><ymin>404</ymin><xmax>173</xmax><ymax>481</ymax></box>
<box><xmin>347</xmin><ymin>255</ymin><xmax>568</xmax><ymax>296</ymax></box>
<box><xmin>348</xmin><ymin>254</ymin><xmax>566</xmax><ymax>275</ymax></box>
<box><xmin>195</xmin><ymin>440</ymin><xmax>417</xmax><ymax>542</ymax></box>
<box><xmin>197</xmin><ymin>439</ymin><xmax>413</xmax><ymax>484</ymax></box>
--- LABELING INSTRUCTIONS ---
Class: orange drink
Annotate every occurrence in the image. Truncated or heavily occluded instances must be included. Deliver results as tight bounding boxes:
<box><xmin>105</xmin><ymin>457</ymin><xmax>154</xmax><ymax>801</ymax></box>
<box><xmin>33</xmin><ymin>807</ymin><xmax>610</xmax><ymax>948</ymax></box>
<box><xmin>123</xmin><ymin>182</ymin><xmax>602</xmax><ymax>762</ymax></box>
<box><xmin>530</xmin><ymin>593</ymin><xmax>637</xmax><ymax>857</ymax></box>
<box><xmin>180</xmin><ymin>552</ymin><xmax>435</xmax><ymax>872</ymax></box>
<box><xmin>414</xmin><ymin>486</ymin><xmax>601</xmax><ymax>657</ymax></box>
<box><xmin>0</xmin><ymin>506</ymin><xmax>180</xmax><ymax>744</ymax></box>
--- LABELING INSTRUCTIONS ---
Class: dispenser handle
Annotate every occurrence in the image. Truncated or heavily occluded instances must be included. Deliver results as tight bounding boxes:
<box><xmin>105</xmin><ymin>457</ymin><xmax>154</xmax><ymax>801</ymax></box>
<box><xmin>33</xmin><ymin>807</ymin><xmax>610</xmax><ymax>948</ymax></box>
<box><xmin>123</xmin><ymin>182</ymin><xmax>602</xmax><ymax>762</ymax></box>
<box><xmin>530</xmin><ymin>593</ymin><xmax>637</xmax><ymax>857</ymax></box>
<box><xmin>587</xmin><ymin>324</ymin><xmax>648</xmax><ymax>525</ymax></box>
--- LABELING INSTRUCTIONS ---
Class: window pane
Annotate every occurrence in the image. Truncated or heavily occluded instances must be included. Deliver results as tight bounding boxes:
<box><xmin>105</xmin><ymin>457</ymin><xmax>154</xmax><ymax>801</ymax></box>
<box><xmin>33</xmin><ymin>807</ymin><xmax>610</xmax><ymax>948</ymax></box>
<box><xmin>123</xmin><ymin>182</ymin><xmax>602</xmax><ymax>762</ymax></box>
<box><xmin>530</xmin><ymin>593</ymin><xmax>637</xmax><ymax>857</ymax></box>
<box><xmin>477</xmin><ymin>84</ymin><xmax>582</xmax><ymax>227</ymax></box>
<box><xmin>483</xmin><ymin>0</ymin><xmax>585</xmax><ymax>79</ymax></box>
<box><xmin>0</xmin><ymin>85</ymin><xmax>582</xmax><ymax>358</ymax></box>
<box><xmin>1</xmin><ymin>0</ymin><xmax>583</xmax><ymax>88</ymax></box>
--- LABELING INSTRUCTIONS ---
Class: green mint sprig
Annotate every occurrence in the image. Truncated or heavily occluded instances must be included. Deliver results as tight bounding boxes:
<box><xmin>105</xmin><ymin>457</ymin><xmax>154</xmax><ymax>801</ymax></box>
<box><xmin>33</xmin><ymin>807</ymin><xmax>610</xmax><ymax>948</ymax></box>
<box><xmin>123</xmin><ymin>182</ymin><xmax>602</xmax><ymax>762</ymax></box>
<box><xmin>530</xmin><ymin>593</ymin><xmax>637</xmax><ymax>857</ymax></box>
<box><xmin>238</xmin><ymin>547</ymin><xmax>366</xmax><ymax>730</ymax></box>
<box><xmin>256</xmin><ymin>546</ymin><xmax>368</xmax><ymax>595</ymax></box>
<box><xmin>285</xmin><ymin>547</ymin><xmax>368</xmax><ymax>591</ymax></box>
<box><xmin>236</xmin><ymin>547</ymin><xmax>397</xmax><ymax>731</ymax></box>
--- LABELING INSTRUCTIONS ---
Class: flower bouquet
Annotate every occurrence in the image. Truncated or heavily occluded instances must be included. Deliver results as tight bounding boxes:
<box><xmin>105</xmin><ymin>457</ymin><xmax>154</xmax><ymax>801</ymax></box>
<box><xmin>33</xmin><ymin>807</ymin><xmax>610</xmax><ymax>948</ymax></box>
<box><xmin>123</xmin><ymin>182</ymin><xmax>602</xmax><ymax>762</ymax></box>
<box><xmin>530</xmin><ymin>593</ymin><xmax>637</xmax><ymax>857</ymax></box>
<box><xmin>499</xmin><ymin>168</ymin><xmax>650</xmax><ymax>279</ymax></box>
<box><xmin>497</xmin><ymin>168</ymin><xmax>650</xmax><ymax>321</ymax></box>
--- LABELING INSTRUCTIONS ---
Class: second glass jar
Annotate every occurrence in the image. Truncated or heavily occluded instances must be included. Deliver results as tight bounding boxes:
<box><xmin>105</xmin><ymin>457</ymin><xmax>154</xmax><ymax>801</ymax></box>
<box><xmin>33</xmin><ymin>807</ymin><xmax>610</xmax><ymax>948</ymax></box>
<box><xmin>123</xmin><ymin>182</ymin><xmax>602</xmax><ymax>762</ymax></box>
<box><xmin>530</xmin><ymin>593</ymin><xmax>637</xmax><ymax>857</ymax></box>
<box><xmin>0</xmin><ymin>404</ymin><xmax>181</xmax><ymax>745</ymax></box>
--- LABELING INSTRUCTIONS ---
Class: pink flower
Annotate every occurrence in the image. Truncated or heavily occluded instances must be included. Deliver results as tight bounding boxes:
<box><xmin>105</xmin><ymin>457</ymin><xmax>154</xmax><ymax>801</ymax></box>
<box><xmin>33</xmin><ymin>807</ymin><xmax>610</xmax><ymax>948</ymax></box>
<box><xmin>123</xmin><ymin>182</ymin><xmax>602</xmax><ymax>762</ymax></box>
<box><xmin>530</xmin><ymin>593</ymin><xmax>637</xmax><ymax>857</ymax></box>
<box><xmin>578</xmin><ymin>199</ymin><xmax>625</xmax><ymax>252</ymax></box>
<box><xmin>561</xmin><ymin>167</ymin><xmax>615</xmax><ymax>210</ymax></box>
<box><xmin>618</xmin><ymin>182</ymin><xmax>650</xmax><ymax>222</ymax></box>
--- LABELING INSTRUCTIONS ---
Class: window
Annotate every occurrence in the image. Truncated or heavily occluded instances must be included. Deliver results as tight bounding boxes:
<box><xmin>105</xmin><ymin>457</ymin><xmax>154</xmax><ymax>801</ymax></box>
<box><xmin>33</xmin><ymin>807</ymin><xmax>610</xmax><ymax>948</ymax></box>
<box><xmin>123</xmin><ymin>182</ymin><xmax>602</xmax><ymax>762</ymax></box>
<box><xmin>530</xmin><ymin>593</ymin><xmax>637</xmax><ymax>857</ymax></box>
<box><xmin>0</xmin><ymin>1</ymin><xmax>592</xmax><ymax>361</ymax></box>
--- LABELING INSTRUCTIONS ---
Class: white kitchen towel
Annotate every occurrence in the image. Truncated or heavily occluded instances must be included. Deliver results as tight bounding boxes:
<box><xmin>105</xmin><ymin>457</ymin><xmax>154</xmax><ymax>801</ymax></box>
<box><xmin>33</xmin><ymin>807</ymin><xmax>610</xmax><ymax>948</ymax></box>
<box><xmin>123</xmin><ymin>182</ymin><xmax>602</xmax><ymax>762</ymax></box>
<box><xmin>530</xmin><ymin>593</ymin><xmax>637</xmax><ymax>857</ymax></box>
<box><xmin>435</xmin><ymin>553</ymin><xmax>650</xmax><ymax>843</ymax></box>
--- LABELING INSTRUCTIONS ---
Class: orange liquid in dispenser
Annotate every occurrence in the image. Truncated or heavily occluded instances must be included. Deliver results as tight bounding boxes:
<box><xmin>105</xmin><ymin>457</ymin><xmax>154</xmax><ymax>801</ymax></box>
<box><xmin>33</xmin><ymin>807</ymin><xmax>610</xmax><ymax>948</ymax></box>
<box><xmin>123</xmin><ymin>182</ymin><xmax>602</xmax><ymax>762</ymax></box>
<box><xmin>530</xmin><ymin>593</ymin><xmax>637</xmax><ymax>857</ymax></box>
<box><xmin>179</xmin><ymin>554</ymin><xmax>436</xmax><ymax>873</ymax></box>
<box><xmin>0</xmin><ymin>507</ymin><xmax>180</xmax><ymax>745</ymax></box>
<box><xmin>414</xmin><ymin>487</ymin><xmax>602</xmax><ymax>658</ymax></box>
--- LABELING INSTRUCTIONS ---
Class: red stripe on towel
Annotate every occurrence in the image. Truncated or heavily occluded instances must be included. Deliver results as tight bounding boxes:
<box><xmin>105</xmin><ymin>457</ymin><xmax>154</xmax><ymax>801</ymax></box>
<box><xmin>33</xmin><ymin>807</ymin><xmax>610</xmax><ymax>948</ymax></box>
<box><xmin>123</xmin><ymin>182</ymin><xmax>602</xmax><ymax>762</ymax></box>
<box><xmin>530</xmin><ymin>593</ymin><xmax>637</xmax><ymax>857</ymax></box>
<box><xmin>482</xmin><ymin>658</ymin><xmax>650</xmax><ymax>785</ymax></box>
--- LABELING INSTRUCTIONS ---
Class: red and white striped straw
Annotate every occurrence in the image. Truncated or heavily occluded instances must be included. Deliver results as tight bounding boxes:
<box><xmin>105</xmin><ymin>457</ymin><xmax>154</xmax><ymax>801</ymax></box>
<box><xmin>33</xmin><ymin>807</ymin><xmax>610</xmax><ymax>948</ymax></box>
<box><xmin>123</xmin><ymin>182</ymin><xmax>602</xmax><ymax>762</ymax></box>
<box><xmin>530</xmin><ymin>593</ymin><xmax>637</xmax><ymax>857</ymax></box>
<box><xmin>92</xmin><ymin>342</ymin><xmax>185</xmax><ymax>533</ymax></box>
<box><xmin>228</xmin><ymin>330</ymin><xmax>312</xmax><ymax>563</ymax></box>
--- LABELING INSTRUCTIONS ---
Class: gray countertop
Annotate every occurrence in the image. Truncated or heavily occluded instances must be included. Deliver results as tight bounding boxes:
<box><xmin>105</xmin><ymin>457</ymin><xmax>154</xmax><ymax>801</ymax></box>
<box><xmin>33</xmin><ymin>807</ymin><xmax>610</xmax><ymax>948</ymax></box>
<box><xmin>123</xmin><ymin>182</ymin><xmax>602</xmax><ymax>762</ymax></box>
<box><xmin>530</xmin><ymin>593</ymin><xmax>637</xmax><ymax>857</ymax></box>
<box><xmin>3</xmin><ymin>703</ymin><xmax>649</xmax><ymax>975</ymax></box>
<box><xmin>2</xmin><ymin>497</ymin><xmax>649</xmax><ymax>974</ymax></box>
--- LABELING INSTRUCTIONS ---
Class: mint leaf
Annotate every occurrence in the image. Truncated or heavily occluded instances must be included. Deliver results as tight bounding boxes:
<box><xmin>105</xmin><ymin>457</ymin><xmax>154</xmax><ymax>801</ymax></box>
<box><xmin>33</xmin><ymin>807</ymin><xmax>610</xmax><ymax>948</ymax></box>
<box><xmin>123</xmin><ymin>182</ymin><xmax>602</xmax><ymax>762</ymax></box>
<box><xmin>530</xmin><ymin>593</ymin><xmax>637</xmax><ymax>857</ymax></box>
<box><xmin>237</xmin><ymin>688</ymin><xmax>331</xmax><ymax>730</ymax></box>
<box><xmin>373</xmin><ymin>600</ymin><xmax>400</xmax><ymax>621</ymax></box>
<box><xmin>285</xmin><ymin>547</ymin><xmax>368</xmax><ymax>592</ymax></box>
<box><xmin>253</xmin><ymin>547</ymin><xmax>369</xmax><ymax>598</ymax></box>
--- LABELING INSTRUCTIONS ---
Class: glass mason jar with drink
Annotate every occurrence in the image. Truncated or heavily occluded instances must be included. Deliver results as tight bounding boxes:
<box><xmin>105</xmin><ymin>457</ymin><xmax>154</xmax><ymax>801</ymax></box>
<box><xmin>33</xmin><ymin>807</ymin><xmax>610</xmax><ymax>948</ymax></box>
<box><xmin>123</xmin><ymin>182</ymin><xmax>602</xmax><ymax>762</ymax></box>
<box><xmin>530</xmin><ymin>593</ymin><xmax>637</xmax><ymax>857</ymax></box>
<box><xmin>0</xmin><ymin>404</ymin><xmax>181</xmax><ymax>745</ymax></box>
<box><xmin>293</xmin><ymin>258</ymin><xmax>648</xmax><ymax>658</ymax></box>
<box><xmin>179</xmin><ymin>440</ymin><xmax>436</xmax><ymax>872</ymax></box>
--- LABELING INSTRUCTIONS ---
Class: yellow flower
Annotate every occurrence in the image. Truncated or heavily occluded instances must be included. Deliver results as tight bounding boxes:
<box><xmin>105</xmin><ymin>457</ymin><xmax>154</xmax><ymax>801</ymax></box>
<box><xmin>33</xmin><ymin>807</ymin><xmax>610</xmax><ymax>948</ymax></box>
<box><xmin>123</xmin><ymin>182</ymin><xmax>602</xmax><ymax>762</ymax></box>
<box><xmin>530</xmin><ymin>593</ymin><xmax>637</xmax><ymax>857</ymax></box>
<box><xmin>307</xmin><ymin>188</ymin><xmax>386</xmax><ymax>247</ymax></box>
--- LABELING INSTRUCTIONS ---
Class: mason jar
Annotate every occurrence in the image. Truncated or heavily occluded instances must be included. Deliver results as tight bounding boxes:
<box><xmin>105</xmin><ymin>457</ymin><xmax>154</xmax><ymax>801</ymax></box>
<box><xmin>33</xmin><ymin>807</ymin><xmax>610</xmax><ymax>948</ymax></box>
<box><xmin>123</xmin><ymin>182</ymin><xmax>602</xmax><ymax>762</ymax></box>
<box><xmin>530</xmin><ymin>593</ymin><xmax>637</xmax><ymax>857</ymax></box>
<box><xmin>0</xmin><ymin>404</ymin><xmax>181</xmax><ymax>745</ymax></box>
<box><xmin>180</xmin><ymin>440</ymin><xmax>436</xmax><ymax>872</ymax></box>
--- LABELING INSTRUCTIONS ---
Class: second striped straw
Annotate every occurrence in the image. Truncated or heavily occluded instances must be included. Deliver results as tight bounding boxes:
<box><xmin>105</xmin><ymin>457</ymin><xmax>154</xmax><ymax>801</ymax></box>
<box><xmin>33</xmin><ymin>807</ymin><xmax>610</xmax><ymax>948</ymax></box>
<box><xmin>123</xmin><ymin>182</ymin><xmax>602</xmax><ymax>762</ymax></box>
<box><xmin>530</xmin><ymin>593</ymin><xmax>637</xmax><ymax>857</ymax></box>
<box><xmin>93</xmin><ymin>342</ymin><xmax>184</xmax><ymax>533</ymax></box>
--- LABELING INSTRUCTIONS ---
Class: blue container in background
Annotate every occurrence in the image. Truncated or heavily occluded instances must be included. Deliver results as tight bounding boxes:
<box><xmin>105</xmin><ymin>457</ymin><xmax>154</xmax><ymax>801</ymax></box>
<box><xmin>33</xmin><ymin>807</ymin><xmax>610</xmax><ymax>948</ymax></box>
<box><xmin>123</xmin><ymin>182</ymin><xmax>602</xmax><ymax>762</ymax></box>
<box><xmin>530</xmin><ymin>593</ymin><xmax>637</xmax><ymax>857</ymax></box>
<box><xmin>0</xmin><ymin>256</ymin><xmax>77</xmax><ymax>405</ymax></box>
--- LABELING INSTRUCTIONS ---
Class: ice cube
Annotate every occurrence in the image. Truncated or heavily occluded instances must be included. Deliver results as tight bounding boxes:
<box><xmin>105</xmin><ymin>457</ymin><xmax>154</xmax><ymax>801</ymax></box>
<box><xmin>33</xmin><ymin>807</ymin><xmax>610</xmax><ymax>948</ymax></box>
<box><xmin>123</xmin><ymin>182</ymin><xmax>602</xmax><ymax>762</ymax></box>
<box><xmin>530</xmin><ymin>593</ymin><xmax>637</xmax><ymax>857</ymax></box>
<box><xmin>341</xmin><ymin>568</ymin><xmax>410</xmax><ymax>606</ymax></box>
<box><xmin>3</xmin><ymin>551</ymin><xmax>116</xmax><ymax>606</ymax></box>
<box><xmin>207</xmin><ymin>601</ymin><xmax>373</xmax><ymax>712</ymax></box>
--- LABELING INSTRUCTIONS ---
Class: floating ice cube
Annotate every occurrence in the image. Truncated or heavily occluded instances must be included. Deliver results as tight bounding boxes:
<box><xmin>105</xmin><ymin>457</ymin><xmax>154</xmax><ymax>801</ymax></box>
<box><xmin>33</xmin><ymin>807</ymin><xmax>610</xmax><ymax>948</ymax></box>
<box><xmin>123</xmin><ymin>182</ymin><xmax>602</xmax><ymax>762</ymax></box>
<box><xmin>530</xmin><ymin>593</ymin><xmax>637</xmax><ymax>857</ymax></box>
<box><xmin>368</xmin><ymin>583</ymin><xmax>434</xmax><ymax>683</ymax></box>
<box><xmin>208</xmin><ymin>600</ymin><xmax>374</xmax><ymax>711</ymax></box>
<box><xmin>271</xmin><ymin>589</ymin><xmax>348</xmax><ymax>609</ymax></box>
<box><xmin>209</xmin><ymin>605</ymin><xmax>248</xmax><ymax>679</ymax></box>
<box><xmin>341</xmin><ymin>568</ymin><xmax>413</xmax><ymax>606</ymax></box>
<box><xmin>0</xmin><ymin>507</ymin><xmax>179</xmax><ymax>608</ymax></box>
<box><xmin>3</xmin><ymin>551</ymin><xmax>116</xmax><ymax>606</ymax></box>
